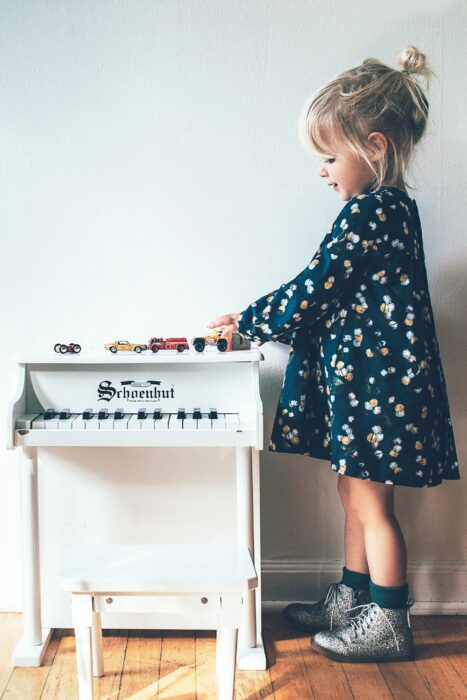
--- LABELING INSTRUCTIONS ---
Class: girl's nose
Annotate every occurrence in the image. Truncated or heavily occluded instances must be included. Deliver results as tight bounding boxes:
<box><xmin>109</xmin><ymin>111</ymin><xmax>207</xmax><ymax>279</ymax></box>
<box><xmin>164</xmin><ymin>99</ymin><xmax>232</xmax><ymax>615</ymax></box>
<box><xmin>318</xmin><ymin>164</ymin><xmax>328</xmax><ymax>178</ymax></box>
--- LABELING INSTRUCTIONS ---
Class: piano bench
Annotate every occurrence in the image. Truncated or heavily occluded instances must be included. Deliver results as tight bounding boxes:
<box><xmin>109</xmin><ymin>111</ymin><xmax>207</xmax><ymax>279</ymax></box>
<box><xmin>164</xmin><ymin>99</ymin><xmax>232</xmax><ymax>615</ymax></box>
<box><xmin>60</xmin><ymin>544</ymin><xmax>258</xmax><ymax>700</ymax></box>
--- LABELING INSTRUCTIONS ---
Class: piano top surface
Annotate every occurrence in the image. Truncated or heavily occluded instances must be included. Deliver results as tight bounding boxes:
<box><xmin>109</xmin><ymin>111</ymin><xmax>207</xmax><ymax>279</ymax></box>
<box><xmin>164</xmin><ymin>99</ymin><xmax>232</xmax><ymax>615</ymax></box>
<box><xmin>17</xmin><ymin>349</ymin><xmax>264</xmax><ymax>365</ymax></box>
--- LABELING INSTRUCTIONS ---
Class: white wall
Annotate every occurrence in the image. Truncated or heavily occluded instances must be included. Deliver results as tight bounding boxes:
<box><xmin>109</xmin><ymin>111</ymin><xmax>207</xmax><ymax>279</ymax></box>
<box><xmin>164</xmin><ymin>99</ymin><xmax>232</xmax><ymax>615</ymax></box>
<box><xmin>1</xmin><ymin>0</ymin><xmax>466</xmax><ymax>611</ymax></box>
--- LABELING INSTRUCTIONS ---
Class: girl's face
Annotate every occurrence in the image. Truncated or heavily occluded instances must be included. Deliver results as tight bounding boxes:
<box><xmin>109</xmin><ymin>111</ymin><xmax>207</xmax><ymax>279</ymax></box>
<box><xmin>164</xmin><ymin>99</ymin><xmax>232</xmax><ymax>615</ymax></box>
<box><xmin>317</xmin><ymin>143</ymin><xmax>378</xmax><ymax>202</ymax></box>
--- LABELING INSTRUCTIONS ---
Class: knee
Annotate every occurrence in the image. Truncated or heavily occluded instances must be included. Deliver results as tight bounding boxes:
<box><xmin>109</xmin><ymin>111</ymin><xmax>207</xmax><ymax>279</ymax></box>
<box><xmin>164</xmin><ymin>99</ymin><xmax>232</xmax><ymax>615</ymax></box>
<box><xmin>346</xmin><ymin>488</ymin><xmax>394</xmax><ymax>526</ymax></box>
<box><xmin>338</xmin><ymin>476</ymin><xmax>394</xmax><ymax>523</ymax></box>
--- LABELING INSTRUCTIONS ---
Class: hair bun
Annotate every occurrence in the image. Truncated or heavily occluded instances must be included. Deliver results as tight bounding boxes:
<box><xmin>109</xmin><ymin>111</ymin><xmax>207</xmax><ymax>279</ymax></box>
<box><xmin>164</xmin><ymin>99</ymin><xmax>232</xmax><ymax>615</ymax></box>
<box><xmin>397</xmin><ymin>45</ymin><xmax>427</xmax><ymax>75</ymax></box>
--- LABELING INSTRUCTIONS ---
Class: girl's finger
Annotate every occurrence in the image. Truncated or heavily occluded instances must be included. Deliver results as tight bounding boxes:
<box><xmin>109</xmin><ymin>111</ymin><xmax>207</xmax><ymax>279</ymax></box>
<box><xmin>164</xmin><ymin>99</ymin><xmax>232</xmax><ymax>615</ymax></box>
<box><xmin>207</xmin><ymin>317</ymin><xmax>225</xmax><ymax>328</ymax></box>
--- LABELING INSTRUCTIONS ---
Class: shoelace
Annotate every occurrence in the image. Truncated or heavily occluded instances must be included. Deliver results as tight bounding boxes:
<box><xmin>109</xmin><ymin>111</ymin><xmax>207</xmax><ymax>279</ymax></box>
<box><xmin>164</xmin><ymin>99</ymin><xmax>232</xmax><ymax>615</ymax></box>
<box><xmin>346</xmin><ymin>602</ymin><xmax>401</xmax><ymax>652</ymax></box>
<box><xmin>322</xmin><ymin>583</ymin><xmax>340</xmax><ymax>630</ymax></box>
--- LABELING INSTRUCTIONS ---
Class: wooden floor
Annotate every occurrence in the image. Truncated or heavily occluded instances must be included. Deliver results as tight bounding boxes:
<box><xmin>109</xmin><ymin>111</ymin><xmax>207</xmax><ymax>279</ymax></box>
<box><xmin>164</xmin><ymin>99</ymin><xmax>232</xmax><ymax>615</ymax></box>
<box><xmin>0</xmin><ymin>612</ymin><xmax>466</xmax><ymax>699</ymax></box>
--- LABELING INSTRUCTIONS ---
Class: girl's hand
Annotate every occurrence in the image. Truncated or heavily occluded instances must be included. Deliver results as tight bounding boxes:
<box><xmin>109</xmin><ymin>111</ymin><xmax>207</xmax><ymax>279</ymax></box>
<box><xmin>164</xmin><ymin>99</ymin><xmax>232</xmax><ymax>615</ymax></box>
<box><xmin>207</xmin><ymin>312</ymin><xmax>240</xmax><ymax>339</ymax></box>
<box><xmin>207</xmin><ymin>313</ymin><xmax>264</xmax><ymax>346</ymax></box>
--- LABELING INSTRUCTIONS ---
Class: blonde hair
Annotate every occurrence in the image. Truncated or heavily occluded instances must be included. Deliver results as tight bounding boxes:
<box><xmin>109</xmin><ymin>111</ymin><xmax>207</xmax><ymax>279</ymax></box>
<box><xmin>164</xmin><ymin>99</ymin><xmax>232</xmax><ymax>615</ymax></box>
<box><xmin>300</xmin><ymin>46</ymin><xmax>436</xmax><ymax>192</ymax></box>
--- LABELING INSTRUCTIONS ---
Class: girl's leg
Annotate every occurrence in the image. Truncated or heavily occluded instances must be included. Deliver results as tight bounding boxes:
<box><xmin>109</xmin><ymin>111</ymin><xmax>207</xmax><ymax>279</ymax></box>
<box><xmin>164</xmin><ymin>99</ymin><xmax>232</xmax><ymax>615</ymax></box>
<box><xmin>338</xmin><ymin>474</ymin><xmax>369</xmax><ymax>575</ymax></box>
<box><xmin>344</xmin><ymin>477</ymin><xmax>407</xmax><ymax>586</ymax></box>
<box><xmin>313</xmin><ymin>476</ymin><xmax>414</xmax><ymax>662</ymax></box>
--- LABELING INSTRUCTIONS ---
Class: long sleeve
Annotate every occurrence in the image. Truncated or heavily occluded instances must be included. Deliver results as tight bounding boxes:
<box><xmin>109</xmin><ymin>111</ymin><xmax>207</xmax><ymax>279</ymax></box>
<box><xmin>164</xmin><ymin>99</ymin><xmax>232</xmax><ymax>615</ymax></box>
<box><xmin>237</xmin><ymin>192</ymin><xmax>389</xmax><ymax>344</ymax></box>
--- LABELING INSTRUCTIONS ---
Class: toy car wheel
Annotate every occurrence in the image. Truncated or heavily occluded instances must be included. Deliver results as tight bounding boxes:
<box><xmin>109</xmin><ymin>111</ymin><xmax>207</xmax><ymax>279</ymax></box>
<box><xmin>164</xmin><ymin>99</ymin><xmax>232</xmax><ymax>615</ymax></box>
<box><xmin>72</xmin><ymin>344</ymin><xmax>81</xmax><ymax>354</ymax></box>
<box><xmin>60</xmin><ymin>344</ymin><xmax>68</xmax><ymax>354</ymax></box>
<box><xmin>54</xmin><ymin>343</ymin><xmax>62</xmax><ymax>353</ymax></box>
<box><xmin>217</xmin><ymin>339</ymin><xmax>228</xmax><ymax>352</ymax></box>
<box><xmin>110</xmin><ymin>347</ymin><xmax>117</xmax><ymax>353</ymax></box>
<box><xmin>134</xmin><ymin>346</ymin><xmax>142</xmax><ymax>353</ymax></box>
<box><xmin>151</xmin><ymin>346</ymin><xmax>159</xmax><ymax>353</ymax></box>
<box><xmin>194</xmin><ymin>341</ymin><xmax>205</xmax><ymax>352</ymax></box>
<box><xmin>176</xmin><ymin>345</ymin><xmax>185</xmax><ymax>352</ymax></box>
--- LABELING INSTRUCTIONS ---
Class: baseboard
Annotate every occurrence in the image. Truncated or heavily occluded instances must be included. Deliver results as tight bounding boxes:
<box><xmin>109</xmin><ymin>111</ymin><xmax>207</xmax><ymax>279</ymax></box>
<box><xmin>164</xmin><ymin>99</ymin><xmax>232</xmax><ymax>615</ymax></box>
<box><xmin>263</xmin><ymin>600</ymin><xmax>467</xmax><ymax>615</ymax></box>
<box><xmin>261</xmin><ymin>558</ymin><xmax>467</xmax><ymax>614</ymax></box>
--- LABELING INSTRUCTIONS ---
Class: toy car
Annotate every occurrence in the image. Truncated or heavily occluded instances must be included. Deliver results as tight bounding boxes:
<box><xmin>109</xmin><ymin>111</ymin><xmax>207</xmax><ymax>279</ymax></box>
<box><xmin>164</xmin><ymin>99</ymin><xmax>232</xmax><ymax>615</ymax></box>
<box><xmin>54</xmin><ymin>342</ymin><xmax>81</xmax><ymax>354</ymax></box>
<box><xmin>104</xmin><ymin>340</ymin><xmax>148</xmax><ymax>354</ymax></box>
<box><xmin>192</xmin><ymin>331</ymin><xmax>251</xmax><ymax>352</ymax></box>
<box><xmin>148</xmin><ymin>337</ymin><xmax>189</xmax><ymax>353</ymax></box>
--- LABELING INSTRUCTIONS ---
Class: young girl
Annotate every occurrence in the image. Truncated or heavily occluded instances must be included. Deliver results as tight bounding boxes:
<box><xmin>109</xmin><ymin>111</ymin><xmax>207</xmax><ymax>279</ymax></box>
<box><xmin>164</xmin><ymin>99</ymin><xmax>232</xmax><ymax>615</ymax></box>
<box><xmin>208</xmin><ymin>46</ymin><xmax>460</xmax><ymax>663</ymax></box>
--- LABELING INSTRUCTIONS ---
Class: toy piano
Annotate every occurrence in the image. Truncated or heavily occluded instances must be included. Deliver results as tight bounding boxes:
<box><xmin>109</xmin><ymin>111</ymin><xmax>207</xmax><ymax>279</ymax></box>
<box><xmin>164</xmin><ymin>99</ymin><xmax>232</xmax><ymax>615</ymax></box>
<box><xmin>7</xmin><ymin>349</ymin><xmax>265</xmax><ymax>670</ymax></box>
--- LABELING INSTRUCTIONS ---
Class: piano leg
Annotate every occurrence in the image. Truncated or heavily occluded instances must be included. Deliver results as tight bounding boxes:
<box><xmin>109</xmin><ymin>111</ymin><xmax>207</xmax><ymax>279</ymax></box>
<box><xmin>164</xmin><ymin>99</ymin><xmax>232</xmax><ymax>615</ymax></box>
<box><xmin>12</xmin><ymin>447</ymin><xmax>52</xmax><ymax>666</ymax></box>
<box><xmin>235</xmin><ymin>446</ymin><xmax>266</xmax><ymax>670</ymax></box>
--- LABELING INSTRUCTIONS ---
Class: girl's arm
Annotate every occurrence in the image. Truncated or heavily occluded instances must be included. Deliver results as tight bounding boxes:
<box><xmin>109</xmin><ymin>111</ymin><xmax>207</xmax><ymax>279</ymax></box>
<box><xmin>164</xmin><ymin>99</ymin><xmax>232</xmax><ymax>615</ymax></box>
<box><xmin>235</xmin><ymin>193</ymin><xmax>388</xmax><ymax>344</ymax></box>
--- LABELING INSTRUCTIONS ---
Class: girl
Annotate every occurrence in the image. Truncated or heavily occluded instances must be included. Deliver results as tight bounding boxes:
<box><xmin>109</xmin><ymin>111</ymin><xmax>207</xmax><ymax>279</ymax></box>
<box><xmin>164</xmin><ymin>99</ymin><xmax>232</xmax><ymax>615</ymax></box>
<box><xmin>208</xmin><ymin>46</ymin><xmax>460</xmax><ymax>663</ymax></box>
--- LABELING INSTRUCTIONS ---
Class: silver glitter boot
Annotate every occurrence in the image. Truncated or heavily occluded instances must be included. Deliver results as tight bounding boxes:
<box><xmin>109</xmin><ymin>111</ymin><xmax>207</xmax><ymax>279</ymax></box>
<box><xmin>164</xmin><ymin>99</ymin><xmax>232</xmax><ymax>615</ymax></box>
<box><xmin>312</xmin><ymin>598</ymin><xmax>415</xmax><ymax>662</ymax></box>
<box><xmin>283</xmin><ymin>583</ymin><xmax>371</xmax><ymax>633</ymax></box>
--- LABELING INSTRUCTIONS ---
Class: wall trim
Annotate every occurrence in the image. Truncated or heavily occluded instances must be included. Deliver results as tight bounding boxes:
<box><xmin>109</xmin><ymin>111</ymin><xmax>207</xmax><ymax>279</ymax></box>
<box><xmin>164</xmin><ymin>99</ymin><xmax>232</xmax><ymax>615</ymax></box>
<box><xmin>261</xmin><ymin>558</ymin><xmax>467</xmax><ymax>575</ymax></box>
<box><xmin>263</xmin><ymin>601</ymin><xmax>467</xmax><ymax>615</ymax></box>
<box><xmin>261</xmin><ymin>558</ymin><xmax>467</xmax><ymax>615</ymax></box>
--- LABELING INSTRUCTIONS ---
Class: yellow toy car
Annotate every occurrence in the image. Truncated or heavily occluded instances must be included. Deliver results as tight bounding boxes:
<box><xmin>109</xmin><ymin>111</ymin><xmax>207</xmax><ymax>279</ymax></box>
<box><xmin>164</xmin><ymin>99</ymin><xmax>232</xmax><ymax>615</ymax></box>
<box><xmin>192</xmin><ymin>331</ymin><xmax>251</xmax><ymax>352</ymax></box>
<box><xmin>104</xmin><ymin>340</ymin><xmax>148</xmax><ymax>354</ymax></box>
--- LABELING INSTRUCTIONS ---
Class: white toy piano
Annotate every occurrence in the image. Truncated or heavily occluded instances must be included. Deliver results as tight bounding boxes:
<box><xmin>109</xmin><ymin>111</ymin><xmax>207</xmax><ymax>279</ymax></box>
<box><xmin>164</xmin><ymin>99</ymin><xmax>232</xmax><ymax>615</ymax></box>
<box><xmin>7</xmin><ymin>349</ymin><xmax>266</xmax><ymax>670</ymax></box>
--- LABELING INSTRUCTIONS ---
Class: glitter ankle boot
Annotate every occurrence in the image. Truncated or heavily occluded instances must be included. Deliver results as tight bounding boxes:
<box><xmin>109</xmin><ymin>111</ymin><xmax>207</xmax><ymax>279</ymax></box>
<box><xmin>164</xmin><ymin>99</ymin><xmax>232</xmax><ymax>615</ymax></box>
<box><xmin>283</xmin><ymin>582</ymin><xmax>371</xmax><ymax>633</ymax></box>
<box><xmin>312</xmin><ymin>598</ymin><xmax>415</xmax><ymax>662</ymax></box>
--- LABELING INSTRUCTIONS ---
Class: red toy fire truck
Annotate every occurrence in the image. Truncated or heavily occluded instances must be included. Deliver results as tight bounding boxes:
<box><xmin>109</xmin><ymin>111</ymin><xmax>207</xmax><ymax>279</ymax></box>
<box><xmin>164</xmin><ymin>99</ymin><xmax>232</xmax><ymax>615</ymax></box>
<box><xmin>148</xmin><ymin>337</ymin><xmax>189</xmax><ymax>353</ymax></box>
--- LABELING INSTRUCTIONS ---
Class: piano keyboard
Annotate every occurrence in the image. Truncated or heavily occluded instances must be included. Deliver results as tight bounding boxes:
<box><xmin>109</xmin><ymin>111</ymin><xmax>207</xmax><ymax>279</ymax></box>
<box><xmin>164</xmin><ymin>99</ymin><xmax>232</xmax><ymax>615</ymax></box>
<box><xmin>9</xmin><ymin>352</ymin><xmax>263</xmax><ymax>448</ymax></box>
<box><xmin>16</xmin><ymin>408</ymin><xmax>241</xmax><ymax>432</ymax></box>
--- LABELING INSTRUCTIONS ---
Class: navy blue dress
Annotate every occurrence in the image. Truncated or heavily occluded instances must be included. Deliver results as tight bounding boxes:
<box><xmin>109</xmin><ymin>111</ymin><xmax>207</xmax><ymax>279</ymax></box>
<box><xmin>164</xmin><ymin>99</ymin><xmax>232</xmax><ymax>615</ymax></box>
<box><xmin>237</xmin><ymin>186</ymin><xmax>460</xmax><ymax>487</ymax></box>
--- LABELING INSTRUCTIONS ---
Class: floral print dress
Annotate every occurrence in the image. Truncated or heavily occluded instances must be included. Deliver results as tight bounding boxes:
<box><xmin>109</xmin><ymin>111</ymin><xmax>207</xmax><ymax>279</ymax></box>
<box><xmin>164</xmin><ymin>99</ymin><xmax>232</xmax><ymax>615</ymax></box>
<box><xmin>237</xmin><ymin>186</ymin><xmax>460</xmax><ymax>487</ymax></box>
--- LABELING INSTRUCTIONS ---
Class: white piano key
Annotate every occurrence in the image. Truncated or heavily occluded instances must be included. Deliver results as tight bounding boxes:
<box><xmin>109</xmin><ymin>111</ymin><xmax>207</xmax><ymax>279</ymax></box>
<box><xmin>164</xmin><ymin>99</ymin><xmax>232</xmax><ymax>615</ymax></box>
<box><xmin>58</xmin><ymin>415</ymin><xmax>79</xmax><ymax>429</ymax></box>
<box><xmin>84</xmin><ymin>417</ymin><xmax>100</xmax><ymax>430</ymax></box>
<box><xmin>155</xmin><ymin>413</ymin><xmax>170</xmax><ymax>429</ymax></box>
<box><xmin>211</xmin><ymin>413</ymin><xmax>226</xmax><ymax>430</ymax></box>
<box><xmin>16</xmin><ymin>414</ymin><xmax>41</xmax><ymax>430</ymax></box>
<box><xmin>71</xmin><ymin>416</ymin><xmax>87</xmax><ymax>430</ymax></box>
<box><xmin>197</xmin><ymin>414</ymin><xmax>212</xmax><ymax>430</ymax></box>
<box><xmin>113</xmin><ymin>414</ymin><xmax>131</xmax><ymax>430</ymax></box>
<box><xmin>44</xmin><ymin>417</ymin><xmax>61</xmax><ymax>429</ymax></box>
<box><xmin>99</xmin><ymin>416</ymin><xmax>116</xmax><ymax>430</ymax></box>
<box><xmin>128</xmin><ymin>414</ymin><xmax>155</xmax><ymax>430</ymax></box>
<box><xmin>32</xmin><ymin>410</ymin><xmax>59</xmax><ymax>429</ymax></box>
<box><xmin>183</xmin><ymin>414</ymin><xmax>198</xmax><ymax>430</ymax></box>
<box><xmin>225</xmin><ymin>413</ymin><xmax>241</xmax><ymax>430</ymax></box>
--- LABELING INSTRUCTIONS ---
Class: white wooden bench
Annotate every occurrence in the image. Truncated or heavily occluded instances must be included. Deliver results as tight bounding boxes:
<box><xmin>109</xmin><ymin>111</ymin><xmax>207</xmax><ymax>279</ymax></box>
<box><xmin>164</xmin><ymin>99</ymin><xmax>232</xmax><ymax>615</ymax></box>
<box><xmin>60</xmin><ymin>544</ymin><xmax>258</xmax><ymax>700</ymax></box>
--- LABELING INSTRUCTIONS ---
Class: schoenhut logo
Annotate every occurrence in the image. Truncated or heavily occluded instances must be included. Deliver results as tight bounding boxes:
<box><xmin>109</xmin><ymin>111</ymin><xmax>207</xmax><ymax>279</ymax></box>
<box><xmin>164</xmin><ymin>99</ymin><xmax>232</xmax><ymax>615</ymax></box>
<box><xmin>97</xmin><ymin>380</ymin><xmax>175</xmax><ymax>402</ymax></box>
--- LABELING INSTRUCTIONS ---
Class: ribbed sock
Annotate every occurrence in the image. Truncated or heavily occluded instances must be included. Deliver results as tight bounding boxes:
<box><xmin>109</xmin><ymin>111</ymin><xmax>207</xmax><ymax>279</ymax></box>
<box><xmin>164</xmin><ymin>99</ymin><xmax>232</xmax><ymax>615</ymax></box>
<box><xmin>341</xmin><ymin>566</ymin><xmax>370</xmax><ymax>591</ymax></box>
<box><xmin>370</xmin><ymin>580</ymin><xmax>409</xmax><ymax>609</ymax></box>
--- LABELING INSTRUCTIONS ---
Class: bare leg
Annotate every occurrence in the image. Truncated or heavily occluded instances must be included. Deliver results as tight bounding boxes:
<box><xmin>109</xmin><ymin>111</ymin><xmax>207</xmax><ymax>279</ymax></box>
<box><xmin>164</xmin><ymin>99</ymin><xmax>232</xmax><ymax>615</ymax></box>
<box><xmin>343</xmin><ymin>476</ymin><xmax>407</xmax><ymax>586</ymax></box>
<box><xmin>338</xmin><ymin>475</ymin><xmax>369</xmax><ymax>574</ymax></box>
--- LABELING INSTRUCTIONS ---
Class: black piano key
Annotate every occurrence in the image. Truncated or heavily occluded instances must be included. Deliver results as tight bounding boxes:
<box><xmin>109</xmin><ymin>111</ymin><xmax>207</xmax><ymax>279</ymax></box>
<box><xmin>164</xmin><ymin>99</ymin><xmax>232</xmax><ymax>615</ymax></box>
<box><xmin>114</xmin><ymin>408</ymin><xmax>125</xmax><ymax>420</ymax></box>
<box><xmin>209</xmin><ymin>408</ymin><xmax>218</xmax><ymax>420</ymax></box>
<box><xmin>44</xmin><ymin>408</ymin><xmax>57</xmax><ymax>420</ymax></box>
<box><xmin>59</xmin><ymin>409</ymin><xmax>71</xmax><ymax>420</ymax></box>
<box><xmin>83</xmin><ymin>409</ymin><xmax>94</xmax><ymax>420</ymax></box>
<box><xmin>177</xmin><ymin>408</ymin><xmax>186</xmax><ymax>420</ymax></box>
<box><xmin>138</xmin><ymin>409</ymin><xmax>147</xmax><ymax>420</ymax></box>
<box><xmin>98</xmin><ymin>409</ymin><xmax>109</xmax><ymax>420</ymax></box>
<box><xmin>193</xmin><ymin>408</ymin><xmax>202</xmax><ymax>420</ymax></box>
<box><xmin>153</xmin><ymin>409</ymin><xmax>162</xmax><ymax>420</ymax></box>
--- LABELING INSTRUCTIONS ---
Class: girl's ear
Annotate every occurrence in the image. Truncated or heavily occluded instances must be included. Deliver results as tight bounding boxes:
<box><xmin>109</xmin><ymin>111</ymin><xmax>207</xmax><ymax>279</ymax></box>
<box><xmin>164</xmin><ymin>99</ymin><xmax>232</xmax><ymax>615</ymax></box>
<box><xmin>368</xmin><ymin>132</ymin><xmax>388</xmax><ymax>161</ymax></box>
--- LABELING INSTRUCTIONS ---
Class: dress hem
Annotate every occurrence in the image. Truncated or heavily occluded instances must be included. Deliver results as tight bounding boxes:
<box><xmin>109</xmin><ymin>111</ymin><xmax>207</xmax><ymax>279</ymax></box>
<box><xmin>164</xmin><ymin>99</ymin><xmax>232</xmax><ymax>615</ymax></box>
<box><xmin>267</xmin><ymin>445</ymin><xmax>460</xmax><ymax>488</ymax></box>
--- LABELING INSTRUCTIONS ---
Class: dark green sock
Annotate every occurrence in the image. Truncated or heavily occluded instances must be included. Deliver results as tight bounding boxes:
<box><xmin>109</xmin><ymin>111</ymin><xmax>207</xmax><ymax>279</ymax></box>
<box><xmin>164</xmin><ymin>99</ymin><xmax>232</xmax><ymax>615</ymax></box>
<box><xmin>341</xmin><ymin>566</ymin><xmax>370</xmax><ymax>591</ymax></box>
<box><xmin>370</xmin><ymin>580</ymin><xmax>409</xmax><ymax>609</ymax></box>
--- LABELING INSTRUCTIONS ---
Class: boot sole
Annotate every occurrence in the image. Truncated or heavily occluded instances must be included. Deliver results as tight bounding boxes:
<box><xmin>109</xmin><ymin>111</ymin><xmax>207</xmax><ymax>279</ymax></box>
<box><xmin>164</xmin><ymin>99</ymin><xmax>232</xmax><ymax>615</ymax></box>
<box><xmin>311</xmin><ymin>640</ymin><xmax>415</xmax><ymax>663</ymax></box>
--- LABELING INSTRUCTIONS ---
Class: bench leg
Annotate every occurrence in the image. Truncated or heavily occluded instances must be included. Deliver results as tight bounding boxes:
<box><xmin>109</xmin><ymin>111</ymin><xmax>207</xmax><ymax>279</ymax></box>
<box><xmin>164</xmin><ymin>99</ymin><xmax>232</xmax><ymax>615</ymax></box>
<box><xmin>216</xmin><ymin>627</ymin><xmax>238</xmax><ymax>700</ymax></box>
<box><xmin>91</xmin><ymin>612</ymin><xmax>104</xmax><ymax>677</ymax></box>
<box><xmin>72</xmin><ymin>595</ymin><xmax>94</xmax><ymax>700</ymax></box>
